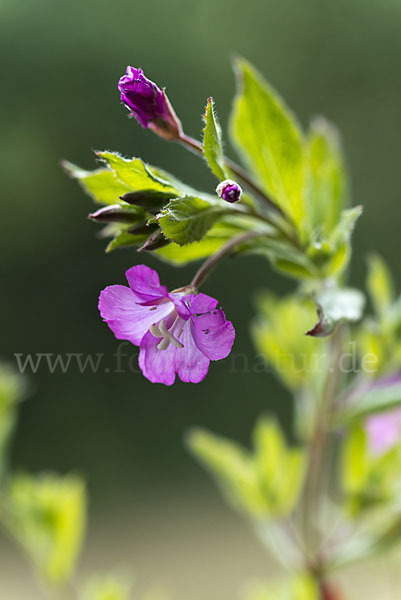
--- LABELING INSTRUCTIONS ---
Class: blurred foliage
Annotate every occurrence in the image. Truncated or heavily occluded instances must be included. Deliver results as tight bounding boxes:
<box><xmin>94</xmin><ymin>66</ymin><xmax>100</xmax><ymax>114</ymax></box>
<box><xmin>188</xmin><ymin>417</ymin><xmax>305</xmax><ymax>519</ymax></box>
<box><xmin>5</xmin><ymin>472</ymin><xmax>86</xmax><ymax>584</ymax></box>
<box><xmin>252</xmin><ymin>294</ymin><xmax>329</xmax><ymax>392</ymax></box>
<box><xmin>358</xmin><ymin>254</ymin><xmax>401</xmax><ymax>375</ymax></box>
<box><xmin>244</xmin><ymin>574</ymin><xmax>319</xmax><ymax>600</ymax></box>
<box><xmin>80</xmin><ymin>575</ymin><xmax>132</xmax><ymax>600</ymax></box>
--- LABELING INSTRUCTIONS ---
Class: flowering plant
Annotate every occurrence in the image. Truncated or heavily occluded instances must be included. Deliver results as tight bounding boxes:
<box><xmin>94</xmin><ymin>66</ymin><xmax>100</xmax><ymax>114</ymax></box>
<box><xmin>11</xmin><ymin>57</ymin><xmax>397</xmax><ymax>598</ymax></box>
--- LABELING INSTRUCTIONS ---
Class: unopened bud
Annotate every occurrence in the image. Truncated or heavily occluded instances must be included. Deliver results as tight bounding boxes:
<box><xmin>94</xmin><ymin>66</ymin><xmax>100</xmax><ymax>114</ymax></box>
<box><xmin>216</xmin><ymin>179</ymin><xmax>242</xmax><ymax>203</ymax></box>
<box><xmin>89</xmin><ymin>205</ymin><xmax>140</xmax><ymax>224</ymax></box>
<box><xmin>118</xmin><ymin>67</ymin><xmax>182</xmax><ymax>140</ymax></box>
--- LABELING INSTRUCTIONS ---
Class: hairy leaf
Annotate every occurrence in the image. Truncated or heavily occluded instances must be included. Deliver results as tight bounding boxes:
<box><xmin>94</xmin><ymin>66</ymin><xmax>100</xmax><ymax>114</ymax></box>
<box><xmin>157</xmin><ymin>195</ymin><xmax>230</xmax><ymax>245</ymax></box>
<box><xmin>202</xmin><ymin>97</ymin><xmax>227</xmax><ymax>180</ymax></box>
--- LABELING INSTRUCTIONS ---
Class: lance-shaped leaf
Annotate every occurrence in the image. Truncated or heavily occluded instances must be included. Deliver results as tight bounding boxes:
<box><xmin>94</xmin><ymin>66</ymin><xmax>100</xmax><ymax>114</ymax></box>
<box><xmin>157</xmin><ymin>195</ymin><xmax>231</xmax><ymax>245</ymax></box>
<box><xmin>307</xmin><ymin>287</ymin><xmax>365</xmax><ymax>337</ymax></box>
<box><xmin>305</xmin><ymin>117</ymin><xmax>348</xmax><ymax>237</ymax></box>
<box><xmin>230</xmin><ymin>58</ymin><xmax>304</xmax><ymax>225</ymax></box>
<box><xmin>202</xmin><ymin>97</ymin><xmax>228</xmax><ymax>180</ymax></box>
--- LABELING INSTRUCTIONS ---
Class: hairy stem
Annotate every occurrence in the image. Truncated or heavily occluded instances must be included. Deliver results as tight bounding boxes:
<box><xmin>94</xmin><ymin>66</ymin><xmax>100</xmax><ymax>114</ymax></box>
<box><xmin>191</xmin><ymin>231</ymin><xmax>264</xmax><ymax>289</ymax></box>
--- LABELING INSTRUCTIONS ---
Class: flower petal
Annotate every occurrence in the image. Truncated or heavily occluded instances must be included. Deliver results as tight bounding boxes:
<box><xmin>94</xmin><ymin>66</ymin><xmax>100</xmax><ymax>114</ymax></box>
<box><xmin>99</xmin><ymin>285</ymin><xmax>173</xmax><ymax>345</ymax></box>
<box><xmin>189</xmin><ymin>293</ymin><xmax>219</xmax><ymax>315</ymax></box>
<box><xmin>138</xmin><ymin>330</ymin><xmax>176</xmax><ymax>385</ymax></box>
<box><xmin>125</xmin><ymin>264</ymin><xmax>168</xmax><ymax>304</ymax></box>
<box><xmin>191</xmin><ymin>310</ymin><xmax>235</xmax><ymax>361</ymax></box>
<box><xmin>174</xmin><ymin>321</ymin><xmax>210</xmax><ymax>383</ymax></box>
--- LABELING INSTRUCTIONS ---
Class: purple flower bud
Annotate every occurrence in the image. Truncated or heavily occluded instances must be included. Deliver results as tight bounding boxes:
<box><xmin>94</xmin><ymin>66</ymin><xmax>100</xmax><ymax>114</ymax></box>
<box><xmin>118</xmin><ymin>67</ymin><xmax>182</xmax><ymax>140</ymax></box>
<box><xmin>216</xmin><ymin>179</ymin><xmax>242</xmax><ymax>203</ymax></box>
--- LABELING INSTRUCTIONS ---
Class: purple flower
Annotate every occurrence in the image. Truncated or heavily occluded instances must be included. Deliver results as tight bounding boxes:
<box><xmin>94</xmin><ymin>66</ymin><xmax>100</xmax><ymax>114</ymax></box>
<box><xmin>366</xmin><ymin>408</ymin><xmax>401</xmax><ymax>455</ymax></box>
<box><xmin>98</xmin><ymin>265</ymin><xmax>235</xmax><ymax>385</ymax></box>
<box><xmin>118</xmin><ymin>67</ymin><xmax>182</xmax><ymax>140</ymax></box>
<box><xmin>216</xmin><ymin>179</ymin><xmax>242</xmax><ymax>203</ymax></box>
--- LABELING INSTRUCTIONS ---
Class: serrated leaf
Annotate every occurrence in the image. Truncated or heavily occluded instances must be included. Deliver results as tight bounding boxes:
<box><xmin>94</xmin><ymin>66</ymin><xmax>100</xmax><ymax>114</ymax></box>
<box><xmin>157</xmin><ymin>195</ymin><xmax>230</xmax><ymax>245</ymax></box>
<box><xmin>305</xmin><ymin>117</ymin><xmax>348</xmax><ymax>237</ymax></box>
<box><xmin>230</xmin><ymin>58</ymin><xmax>304</xmax><ymax>225</ymax></box>
<box><xmin>202</xmin><ymin>97</ymin><xmax>227</xmax><ymax>180</ymax></box>
<box><xmin>62</xmin><ymin>162</ymin><xmax>131</xmax><ymax>205</ymax></box>
<box><xmin>96</xmin><ymin>152</ymin><xmax>178</xmax><ymax>193</ymax></box>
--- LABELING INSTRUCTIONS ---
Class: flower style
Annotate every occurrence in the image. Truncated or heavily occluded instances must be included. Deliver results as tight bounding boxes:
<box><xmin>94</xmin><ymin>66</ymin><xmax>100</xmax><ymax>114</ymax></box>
<box><xmin>118</xmin><ymin>67</ymin><xmax>182</xmax><ymax>140</ymax></box>
<box><xmin>98</xmin><ymin>265</ymin><xmax>235</xmax><ymax>385</ymax></box>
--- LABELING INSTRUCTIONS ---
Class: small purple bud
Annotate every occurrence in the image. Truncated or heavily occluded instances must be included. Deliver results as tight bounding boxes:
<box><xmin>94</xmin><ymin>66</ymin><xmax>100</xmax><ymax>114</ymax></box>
<box><xmin>118</xmin><ymin>67</ymin><xmax>182</xmax><ymax>140</ymax></box>
<box><xmin>216</xmin><ymin>179</ymin><xmax>242</xmax><ymax>203</ymax></box>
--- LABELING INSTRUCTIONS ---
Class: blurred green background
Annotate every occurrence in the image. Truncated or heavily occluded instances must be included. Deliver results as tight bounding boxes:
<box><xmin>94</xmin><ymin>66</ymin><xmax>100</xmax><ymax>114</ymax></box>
<box><xmin>2</xmin><ymin>0</ymin><xmax>401</xmax><ymax>597</ymax></box>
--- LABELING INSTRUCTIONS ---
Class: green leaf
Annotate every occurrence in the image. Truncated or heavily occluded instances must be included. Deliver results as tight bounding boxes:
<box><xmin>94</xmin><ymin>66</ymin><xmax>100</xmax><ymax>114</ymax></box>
<box><xmin>63</xmin><ymin>152</ymin><xmax>185</xmax><ymax>208</ymax></box>
<box><xmin>230</xmin><ymin>58</ymin><xmax>304</xmax><ymax>225</ymax></box>
<box><xmin>155</xmin><ymin>217</ymin><xmax>263</xmax><ymax>265</ymax></box>
<box><xmin>304</xmin><ymin>117</ymin><xmax>348</xmax><ymax>237</ymax></box>
<box><xmin>307</xmin><ymin>287</ymin><xmax>365</xmax><ymax>337</ymax></box>
<box><xmin>187</xmin><ymin>418</ymin><xmax>304</xmax><ymax>520</ymax></box>
<box><xmin>5</xmin><ymin>473</ymin><xmax>86</xmax><ymax>585</ymax></box>
<box><xmin>62</xmin><ymin>162</ymin><xmax>131</xmax><ymax>205</ymax></box>
<box><xmin>157</xmin><ymin>195</ymin><xmax>230</xmax><ymax>245</ymax></box>
<box><xmin>367</xmin><ymin>254</ymin><xmax>394</xmax><ymax>320</ymax></box>
<box><xmin>96</xmin><ymin>152</ymin><xmax>177</xmax><ymax>193</ymax></box>
<box><xmin>202</xmin><ymin>97</ymin><xmax>227</xmax><ymax>180</ymax></box>
<box><xmin>105</xmin><ymin>229</ymin><xmax>150</xmax><ymax>253</ymax></box>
